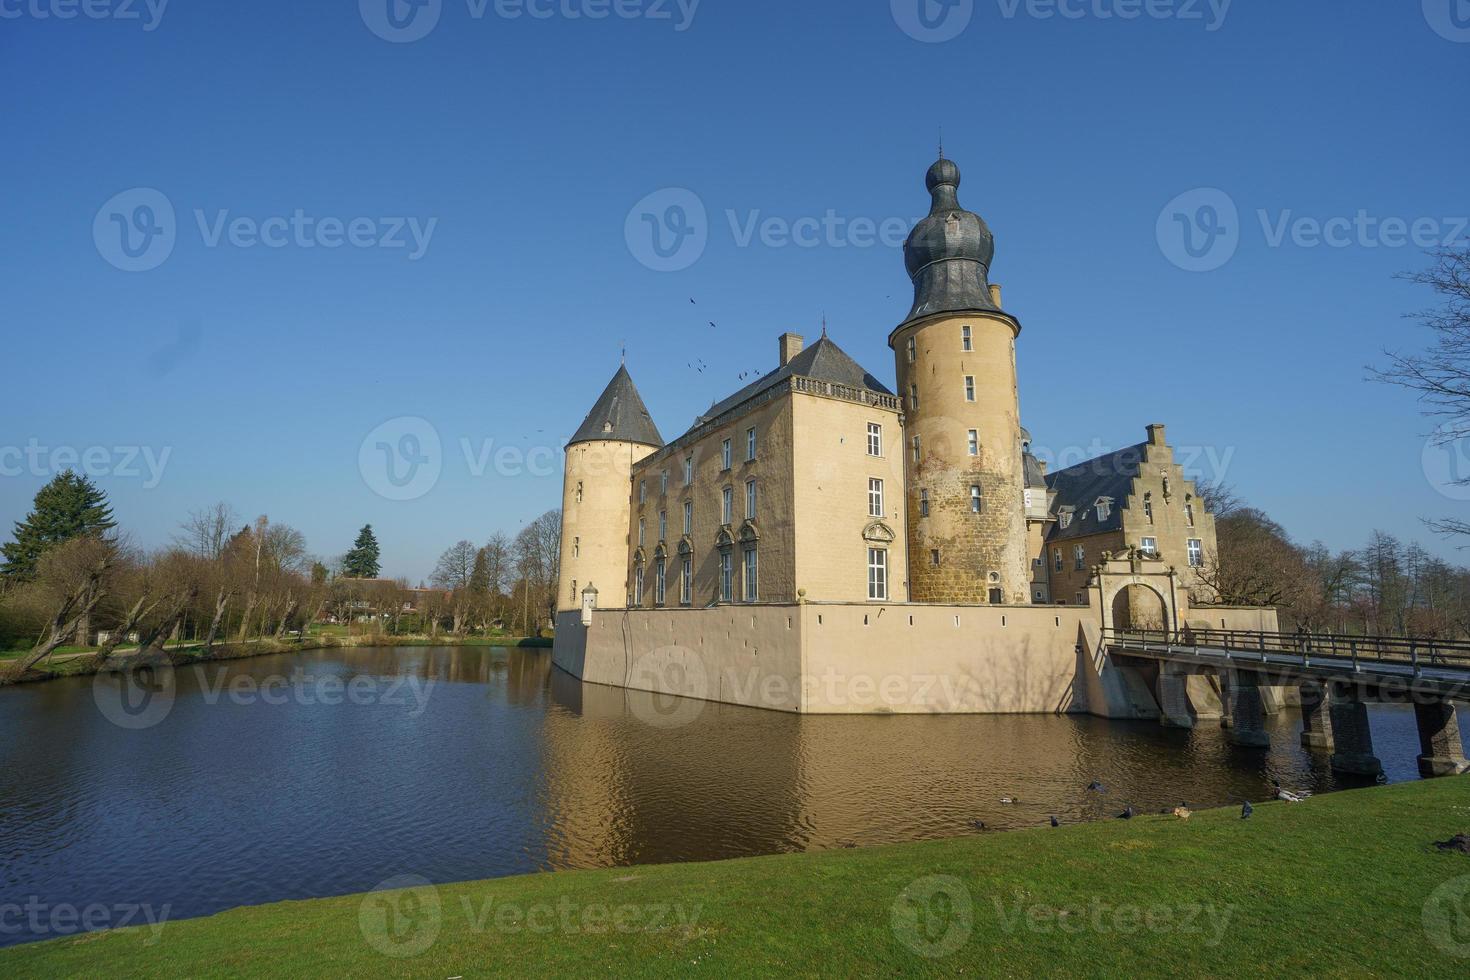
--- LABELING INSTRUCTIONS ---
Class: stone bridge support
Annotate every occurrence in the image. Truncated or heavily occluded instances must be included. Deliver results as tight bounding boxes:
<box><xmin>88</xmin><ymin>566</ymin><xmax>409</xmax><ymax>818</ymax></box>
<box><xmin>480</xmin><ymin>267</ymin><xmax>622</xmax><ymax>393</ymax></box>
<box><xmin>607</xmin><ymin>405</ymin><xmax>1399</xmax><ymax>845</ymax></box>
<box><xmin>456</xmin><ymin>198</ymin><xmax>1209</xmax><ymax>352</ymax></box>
<box><xmin>1228</xmin><ymin>671</ymin><xmax>1270</xmax><ymax>748</ymax></box>
<box><xmin>1299</xmin><ymin>681</ymin><xmax>1334</xmax><ymax>751</ymax></box>
<box><xmin>1157</xmin><ymin>664</ymin><xmax>1194</xmax><ymax>729</ymax></box>
<box><xmin>1328</xmin><ymin>685</ymin><xmax>1383</xmax><ymax>777</ymax></box>
<box><xmin>1414</xmin><ymin>701</ymin><xmax>1470</xmax><ymax>778</ymax></box>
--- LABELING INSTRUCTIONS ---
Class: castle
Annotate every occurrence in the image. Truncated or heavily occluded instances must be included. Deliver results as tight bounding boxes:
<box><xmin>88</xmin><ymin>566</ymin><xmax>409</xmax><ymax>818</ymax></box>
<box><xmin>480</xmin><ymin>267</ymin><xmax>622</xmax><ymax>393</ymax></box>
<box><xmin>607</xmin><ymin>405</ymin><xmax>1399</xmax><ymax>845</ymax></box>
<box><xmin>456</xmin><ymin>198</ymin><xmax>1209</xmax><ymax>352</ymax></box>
<box><xmin>553</xmin><ymin>157</ymin><xmax>1264</xmax><ymax>717</ymax></box>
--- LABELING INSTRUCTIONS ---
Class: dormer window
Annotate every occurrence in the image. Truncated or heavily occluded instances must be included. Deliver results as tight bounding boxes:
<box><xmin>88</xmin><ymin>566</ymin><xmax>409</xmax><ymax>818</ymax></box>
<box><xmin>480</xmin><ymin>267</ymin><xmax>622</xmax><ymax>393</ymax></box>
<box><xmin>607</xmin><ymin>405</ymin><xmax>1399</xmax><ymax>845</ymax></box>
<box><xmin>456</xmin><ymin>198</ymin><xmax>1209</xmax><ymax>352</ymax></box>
<box><xmin>1095</xmin><ymin>497</ymin><xmax>1113</xmax><ymax>522</ymax></box>
<box><xmin>1059</xmin><ymin>508</ymin><xmax>1074</xmax><ymax>530</ymax></box>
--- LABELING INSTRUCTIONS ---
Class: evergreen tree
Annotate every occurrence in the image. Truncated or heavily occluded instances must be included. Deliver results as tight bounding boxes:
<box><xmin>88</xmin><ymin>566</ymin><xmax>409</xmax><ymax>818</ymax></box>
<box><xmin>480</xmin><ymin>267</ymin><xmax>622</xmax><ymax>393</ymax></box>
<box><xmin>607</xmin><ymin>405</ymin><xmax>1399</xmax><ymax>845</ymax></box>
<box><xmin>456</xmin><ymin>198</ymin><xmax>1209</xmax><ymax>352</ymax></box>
<box><xmin>468</xmin><ymin>547</ymin><xmax>491</xmax><ymax>596</ymax></box>
<box><xmin>1</xmin><ymin>471</ymin><xmax>116</xmax><ymax>581</ymax></box>
<box><xmin>342</xmin><ymin>524</ymin><xmax>382</xmax><ymax>579</ymax></box>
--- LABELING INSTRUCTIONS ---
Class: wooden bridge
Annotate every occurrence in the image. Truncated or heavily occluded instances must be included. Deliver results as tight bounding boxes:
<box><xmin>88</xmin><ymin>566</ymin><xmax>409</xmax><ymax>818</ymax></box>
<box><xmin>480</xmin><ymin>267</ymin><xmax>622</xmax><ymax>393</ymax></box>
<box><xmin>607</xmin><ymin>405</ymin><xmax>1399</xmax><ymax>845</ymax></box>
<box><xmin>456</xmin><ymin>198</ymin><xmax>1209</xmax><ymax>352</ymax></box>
<box><xmin>1102</xmin><ymin>627</ymin><xmax>1470</xmax><ymax>779</ymax></box>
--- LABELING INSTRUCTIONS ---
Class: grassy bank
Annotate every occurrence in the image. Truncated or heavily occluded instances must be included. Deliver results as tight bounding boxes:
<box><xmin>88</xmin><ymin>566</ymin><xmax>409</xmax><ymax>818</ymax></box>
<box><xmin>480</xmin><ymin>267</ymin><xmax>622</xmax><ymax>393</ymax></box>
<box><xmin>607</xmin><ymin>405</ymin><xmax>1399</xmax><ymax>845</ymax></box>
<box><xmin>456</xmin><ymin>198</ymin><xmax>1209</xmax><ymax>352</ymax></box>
<box><xmin>0</xmin><ymin>633</ymin><xmax>551</xmax><ymax>684</ymax></box>
<box><xmin>5</xmin><ymin>778</ymin><xmax>1469</xmax><ymax>977</ymax></box>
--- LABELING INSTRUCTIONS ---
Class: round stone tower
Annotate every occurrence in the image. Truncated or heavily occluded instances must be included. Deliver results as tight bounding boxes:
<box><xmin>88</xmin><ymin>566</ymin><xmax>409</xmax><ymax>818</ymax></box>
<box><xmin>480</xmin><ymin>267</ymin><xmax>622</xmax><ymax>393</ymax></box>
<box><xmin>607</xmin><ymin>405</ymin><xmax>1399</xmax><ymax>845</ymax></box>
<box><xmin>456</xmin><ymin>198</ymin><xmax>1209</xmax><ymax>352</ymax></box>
<box><xmin>890</xmin><ymin>157</ymin><xmax>1029</xmax><ymax>604</ymax></box>
<box><xmin>558</xmin><ymin>365</ymin><xmax>663</xmax><ymax>614</ymax></box>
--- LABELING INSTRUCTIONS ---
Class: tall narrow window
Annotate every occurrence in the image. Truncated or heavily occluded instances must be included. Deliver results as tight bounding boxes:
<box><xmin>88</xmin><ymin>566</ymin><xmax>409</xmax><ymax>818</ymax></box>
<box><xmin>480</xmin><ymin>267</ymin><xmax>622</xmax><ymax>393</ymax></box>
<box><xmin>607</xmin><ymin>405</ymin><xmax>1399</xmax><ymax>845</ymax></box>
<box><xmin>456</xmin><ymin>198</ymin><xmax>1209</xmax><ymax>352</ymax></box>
<box><xmin>1143</xmin><ymin>492</ymin><xmax>1153</xmax><ymax>524</ymax></box>
<box><xmin>680</xmin><ymin>558</ymin><xmax>692</xmax><ymax>604</ymax></box>
<box><xmin>970</xmin><ymin>485</ymin><xmax>982</xmax><ymax>514</ymax></box>
<box><xmin>967</xmin><ymin>430</ymin><xmax>979</xmax><ymax>456</ymax></box>
<box><xmin>638</xmin><ymin>481</ymin><xmax>646</xmax><ymax>504</ymax></box>
<box><xmin>964</xmin><ymin>376</ymin><xmax>975</xmax><ymax>402</ymax></box>
<box><xmin>634</xmin><ymin>565</ymin><xmax>644</xmax><ymax>606</ymax></box>
<box><xmin>919</xmin><ymin>488</ymin><xmax>930</xmax><ymax>517</ymax></box>
<box><xmin>570</xmin><ymin>580</ymin><xmax>577</xmax><ymax>604</ymax></box>
<box><xmin>1185</xmin><ymin>497</ymin><xmax>1195</xmax><ymax>526</ymax></box>
<box><xmin>1187</xmin><ymin>538</ymin><xmax>1203</xmax><ymax>567</ymax></box>
<box><xmin>660</xmin><ymin>471</ymin><xmax>668</xmax><ymax>496</ymax></box>
<box><xmin>912</xmin><ymin>435</ymin><xmax>922</xmax><ymax>463</ymax></box>
<box><xmin>961</xmin><ymin>325</ymin><xmax>972</xmax><ymax>351</ymax></box>
<box><xmin>867</xmin><ymin>422</ymin><xmax>882</xmax><ymax>457</ymax></box>
<box><xmin>746</xmin><ymin>427</ymin><xmax>757</xmax><ymax>461</ymax></box>
<box><xmin>683</xmin><ymin>500</ymin><xmax>693</xmax><ymax>535</ymax></box>
<box><xmin>909</xmin><ymin>383</ymin><xmax>919</xmax><ymax>411</ymax></box>
<box><xmin>638</xmin><ymin>519</ymin><xmax>645</xmax><ymax>547</ymax></box>
<box><xmin>867</xmin><ymin>548</ymin><xmax>888</xmax><ymax>601</ymax></box>
<box><xmin>1054</xmin><ymin>549</ymin><xmax>1063</xmax><ymax>572</ymax></box>
<box><xmin>720</xmin><ymin>551</ymin><xmax>733</xmax><ymax>602</ymax></box>
<box><xmin>721</xmin><ymin>439</ymin><xmax>732</xmax><ymax>471</ymax></box>
<box><xmin>575</xmin><ymin>481</ymin><xmax>583</xmax><ymax>503</ymax></box>
<box><xmin>931</xmin><ymin>549</ymin><xmax>941</xmax><ymax>566</ymax></box>
<box><xmin>684</xmin><ymin>456</ymin><xmax>694</xmax><ymax>486</ymax></box>
<box><xmin>1074</xmin><ymin>545</ymin><xmax>1085</xmax><ymax>571</ymax></box>
<box><xmin>869</xmin><ymin>478</ymin><xmax>885</xmax><ymax>518</ymax></box>
<box><xmin>745</xmin><ymin>479</ymin><xmax>757</xmax><ymax>520</ymax></box>
<box><xmin>906</xmin><ymin>336</ymin><xmax>916</xmax><ymax>363</ymax></box>
<box><xmin>743</xmin><ymin>546</ymin><xmax>759</xmax><ymax>602</ymax></box>
<box><xmin>722</xmin><ymin>486</ymin><xmax>733</xmax><ymax>525</ymax></box>
<box><xmin>573</xmin><ymin>536</ymin><xmax>580</xmax><ymax>558</ymax></box>
<box><xmin>658</xmin><ymin>510</ymin><xmax>667</xmax><ymax>541</ymax></box>
<box><xmin>655</xmin><ymin>558</ymin><xmax>666</xmax><ymax>606</ymax></box>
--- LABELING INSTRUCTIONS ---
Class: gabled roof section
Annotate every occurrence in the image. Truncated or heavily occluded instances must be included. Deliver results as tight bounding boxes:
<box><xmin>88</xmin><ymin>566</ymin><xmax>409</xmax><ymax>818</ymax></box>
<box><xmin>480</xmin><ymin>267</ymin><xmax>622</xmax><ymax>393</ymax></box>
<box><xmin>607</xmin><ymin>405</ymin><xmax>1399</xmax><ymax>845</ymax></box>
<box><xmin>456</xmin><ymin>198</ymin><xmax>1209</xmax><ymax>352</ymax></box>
<box><xmin>702</xmin><ymin>335</ymin><xmax>892</xmax><ymax>423</ymax></box>
<box><xmin>1044</xmin><ymin>443</ymin><xmax>1144</xmax><ymax>542</ymax></box>
<box><xmin>568</xmin><ymin>365</ymin><xmax>664</xmax><ymax>448</ymax></box>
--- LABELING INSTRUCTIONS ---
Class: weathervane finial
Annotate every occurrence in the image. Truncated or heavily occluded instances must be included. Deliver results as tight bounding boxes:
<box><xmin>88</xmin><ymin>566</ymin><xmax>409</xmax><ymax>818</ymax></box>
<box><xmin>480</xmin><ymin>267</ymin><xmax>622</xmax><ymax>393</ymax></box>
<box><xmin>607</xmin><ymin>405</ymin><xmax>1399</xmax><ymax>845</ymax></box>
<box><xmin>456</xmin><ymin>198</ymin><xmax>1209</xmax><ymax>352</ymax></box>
<box><xmin>938</xmin><ymin>126</ymin><xmax>944</xmax><ymax>160</ymax></box>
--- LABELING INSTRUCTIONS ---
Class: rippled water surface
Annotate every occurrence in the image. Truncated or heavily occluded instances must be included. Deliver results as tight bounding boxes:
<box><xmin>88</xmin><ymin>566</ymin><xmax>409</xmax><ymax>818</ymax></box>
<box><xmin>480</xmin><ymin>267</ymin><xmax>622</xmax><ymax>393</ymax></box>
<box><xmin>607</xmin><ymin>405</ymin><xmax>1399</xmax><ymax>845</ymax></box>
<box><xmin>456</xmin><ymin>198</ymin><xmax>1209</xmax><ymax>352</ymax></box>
<box><xmin>0</xmin><ymin>646</ymin><xmax>1462</xmax><ymax>946</ymax></box>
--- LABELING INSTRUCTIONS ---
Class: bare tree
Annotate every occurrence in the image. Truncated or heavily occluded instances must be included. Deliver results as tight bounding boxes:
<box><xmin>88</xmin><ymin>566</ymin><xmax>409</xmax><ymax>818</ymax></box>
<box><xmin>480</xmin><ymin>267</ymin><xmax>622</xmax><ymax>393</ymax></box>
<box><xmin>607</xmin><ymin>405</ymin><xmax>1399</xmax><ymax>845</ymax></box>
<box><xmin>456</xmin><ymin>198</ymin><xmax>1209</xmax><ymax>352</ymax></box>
<box><xmin>175</xmin><ymin>503</ymin><xmax>237</xmax><ymax>560</ymax></box>
<box><xmin>3</xmin><ymin>537</ymin><xmax>116</xmax><ymax>677</ymax></box>
<box><xmin>431</xmin><ymin>540</ymin><xmax>478</xmax><ymax>634</ymax></box>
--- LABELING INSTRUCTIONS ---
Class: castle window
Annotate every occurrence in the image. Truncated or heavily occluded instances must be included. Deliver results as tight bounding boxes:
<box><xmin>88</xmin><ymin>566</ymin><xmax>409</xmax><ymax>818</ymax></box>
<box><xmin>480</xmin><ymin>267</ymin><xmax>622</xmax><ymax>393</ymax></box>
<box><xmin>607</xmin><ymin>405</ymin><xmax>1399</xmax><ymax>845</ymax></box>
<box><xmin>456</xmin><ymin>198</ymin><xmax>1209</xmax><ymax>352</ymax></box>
<box><xmin>869</xmin><ymin>478</ymin><xmax>884</xmax><ymax>518</ymax></box>
<box><xmin>931</xmin><ymin>549</ymin><xmax>941</xmax><ymax>566</ymax></box>
<box><xmin>1074</xmin><ymin>545</ymin><xmax>1085</xmax><ymax>571</ymax></box>
<box><xmin>573</xmin><ymin>536</ymin><xmax>580</xmax><ymax>559</ymax></box>
<box><xmin>988</xmin><ymin>588</ymin><xmax>1003</xmax><ymax>605</ymax></box>
<box><xmin>655</xmin><ymin>558</ymin><xmax>666</xmax><ymax>606</ymax></box>
<box><xmin>638</xmin><ymin>519</ymin><xmax>646</xmax><ymax>547</ymax></box>
<box><xmin>575</xmin><ymin>482</ymin><xmax>583</xmax><ymax>504</ymax></box>
<box><xmin>910</xmin><ymin>383</ymin><xmax>919</xmax><ymax>411</ymax></box>
<box><xmin>1074</xmin><ymin>592</ymin><xmax>1085</xmax><ymax>606</ymax></box>
<box><xmin>970</xmin><ymin>485</ymin><xmax>982</xmax><ymax>514</ymax></box>
<box><xmin>912</xmin><ymin>435</ymin><xmax>922</xmax><ymax>463</ymax></box>
<box><xmin>961</xmin><ymin>325</ymin><xmax>972</xmax><ymax>351</ymax></box>
<box><xmin>1054</xmin><ymin>549</ymin><xmax>1063</xmax><ymax>572</ymax></box>
<box><xmin>638</xmin><ymin>480</ymin><xmax>646</xmax><ymax>504</ymax></box>
<box><xmin>964</xmin><ymin>376</ymin><xmax>975</xmax><ymax>402</ymax></box>
<box><xmin>680</xmin><ymin>558</ymin><xmax>692</xmax><ymax>605</ymax></box>
<box><xmin>634</xmin><ymin>565</ymin><xmax>644</xmax><ymax>606</ymax></box>
<box><xmin>906</xmin><ymin>336</ymin><xmax>916</xmax><ymax>363</ymax></box>
<box><xmin>1096</xmin><ymin>498</ymin><xmax>1112</xmax><ymax>521</ymax></box>
<box><xmin>746</xmin><ymin>479</ymin><xmax>758</xmax><ymax>520</ymax></box>
<box><xmin>721</xmin><ymin>439</ymin><xmax>732</xmax><ymax>471</ymax></box>
<box><xmin>743</xmin><ymin>546</ymin><xmax>759</xmax><ymax>602</ymax></box>
<box><xmin>1188</xmin><ymin>538</ymin><xmax>1203</xmax><ymax>567</ymax></box>
<box><xmin>719</xmin><ymin>551</ymin><xmax>733</xmax><ymax>602</ymax></box>
<box><xmin>919</xmin><ymin>488</ymin><xmax>929</xmax><ymax>518</ymax></box>
<box><xmin>1140</xmin><ymin>537</ymin><xmax>1158</xmax><ymax>557</ymax></box>
<box><xmin>867</xmin><ymin>548</ymin><xmax>888</xmax><ymax>601</ymax></box>
<box><xmin>659</xmin><ymin>510</ymin><xmax>667</xmax><ymax>542</ymax></box>
<box><xmin>1185</xmin><ymin>496</ymin><xmax>1195</xmax><ymax>526</ymax></box>
<box><xmin>684</xmin><ymin>456</ymin><xmax>693</xmax><ymax>486</ymax></box>
<box><xmin>660</xmin><ymin>471</ymin><xmax>668</xmax><ymax>496</ymax></box>
<box><xmin>570</xmin><ymin>580</ymin><xmax>577</xmax><ymax>604</ymax></box>
<box><xmin>1143</xmin><ymin>492</ymin><xmax>1153</xmax><ymax>524</ymax></box>
<box><xmin>967</xmin><ymin>430</ymin><xmax>978</xmax><ymax>456</ymax></box>
<box><xmin>721</xmin><ymin>486</ymin><xmax>733</xmax><ymax>525</ymax></box>
<box><xmin>683</xmin><ymin>500</ymin><xmax>693</xmax><ymax>535</ymax></box>
<box><xmin>867</xmin><ymin>422</ymin><xmax>882</xmax><ymax>457</ymax></box>
<box><xmin>746</xmin><ymin>427</ymin><xmax>757</xmax><ymax>461</ymax></box>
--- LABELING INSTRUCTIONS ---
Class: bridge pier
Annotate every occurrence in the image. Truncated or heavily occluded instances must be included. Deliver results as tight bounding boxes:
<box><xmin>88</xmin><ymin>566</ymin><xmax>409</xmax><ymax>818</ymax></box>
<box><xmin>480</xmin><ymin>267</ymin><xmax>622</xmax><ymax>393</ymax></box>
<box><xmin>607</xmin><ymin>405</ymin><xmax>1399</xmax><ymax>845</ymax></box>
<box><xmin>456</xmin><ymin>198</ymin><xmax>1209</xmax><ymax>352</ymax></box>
<box><xmin>1228</xmin><ymin>671</ymin><xmax>1270</xmax><ymax>748</ymax></box>
<box><xmin>1414</xmin><ymin>701</ymin><xmax>1470</xmax><ymax>778</ymax></box>
<box><xmin>1328</xmin><ymin>685</ymin><xmax>1383</xmax><ymax>778</ymax></box>
<box><xmin>1218</xmin><ymin>670</ymin><xmax>1234</xmax><ymax>730</ymax></box>
<box><xmin>1157</xmin><ymin>664</ymin><xmax>1195</xmax><ymax>729</ymax></box>
<box><xmin>1299</xmin><ymin>681</ymin><xmax>1334</xmax><ymax>751</ymax></box>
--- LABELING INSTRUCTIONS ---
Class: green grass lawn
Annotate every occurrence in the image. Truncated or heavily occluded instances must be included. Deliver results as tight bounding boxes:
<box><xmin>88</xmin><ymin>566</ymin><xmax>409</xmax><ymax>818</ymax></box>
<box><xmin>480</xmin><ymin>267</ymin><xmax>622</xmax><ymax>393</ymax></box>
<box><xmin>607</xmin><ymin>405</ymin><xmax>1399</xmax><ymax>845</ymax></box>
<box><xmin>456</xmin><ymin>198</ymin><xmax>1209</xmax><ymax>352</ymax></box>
<box><xmin>6</xmin><ymin>778</ymin><xmax>1470</xmax><ymax>977</ymax></box>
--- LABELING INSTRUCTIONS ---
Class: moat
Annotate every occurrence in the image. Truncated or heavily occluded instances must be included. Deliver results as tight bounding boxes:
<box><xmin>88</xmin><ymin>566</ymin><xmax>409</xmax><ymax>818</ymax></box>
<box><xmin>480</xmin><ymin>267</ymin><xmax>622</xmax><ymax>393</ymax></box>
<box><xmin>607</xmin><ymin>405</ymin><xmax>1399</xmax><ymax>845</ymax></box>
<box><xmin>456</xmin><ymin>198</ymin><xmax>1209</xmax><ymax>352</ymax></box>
<box><xmin>0</xmin><ymin>645</ymin><xmax>1459</xmax><ymax>947</ymax></box>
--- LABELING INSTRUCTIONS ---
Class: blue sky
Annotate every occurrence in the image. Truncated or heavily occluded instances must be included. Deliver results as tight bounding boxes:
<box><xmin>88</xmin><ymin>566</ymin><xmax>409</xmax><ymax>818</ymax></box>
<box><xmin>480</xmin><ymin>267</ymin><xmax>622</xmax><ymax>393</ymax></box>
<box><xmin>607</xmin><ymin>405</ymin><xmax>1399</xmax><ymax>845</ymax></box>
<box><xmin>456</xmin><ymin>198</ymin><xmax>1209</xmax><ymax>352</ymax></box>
<box><xmin>2</xmin><ymin>1</ymin><xmax>1467</xmax><ymax>582</ymax></box>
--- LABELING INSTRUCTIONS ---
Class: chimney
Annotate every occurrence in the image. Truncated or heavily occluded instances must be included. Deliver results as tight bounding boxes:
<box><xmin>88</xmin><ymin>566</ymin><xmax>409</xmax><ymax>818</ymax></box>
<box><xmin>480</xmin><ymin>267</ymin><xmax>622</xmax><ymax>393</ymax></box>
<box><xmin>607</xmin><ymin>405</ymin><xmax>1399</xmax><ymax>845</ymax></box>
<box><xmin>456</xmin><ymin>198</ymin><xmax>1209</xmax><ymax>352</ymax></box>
<box><xmin>988</xmin><ymin>282</ymin><xmax>1003</xmax><ymax>307</ymax></box>
<box><xmin>1146</xmin><ymin>423</ymin><xmax>1166</xmax><ymax>446</ymax></box>
<box><xmin>779</xmin><ymin>332</ymin><xmax>805</xmax><ymax>367</ymax></box>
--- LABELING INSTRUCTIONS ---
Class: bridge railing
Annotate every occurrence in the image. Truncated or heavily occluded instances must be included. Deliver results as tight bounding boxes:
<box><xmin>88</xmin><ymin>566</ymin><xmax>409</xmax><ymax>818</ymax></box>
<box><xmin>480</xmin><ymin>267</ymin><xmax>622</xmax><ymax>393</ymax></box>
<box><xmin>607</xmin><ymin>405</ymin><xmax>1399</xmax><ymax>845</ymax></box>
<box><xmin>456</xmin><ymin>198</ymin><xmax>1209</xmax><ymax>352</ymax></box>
<box><xmin>1102</xmin><ymin>627</ymin><xmax>1470</xmax><ymax>674</ymax></box>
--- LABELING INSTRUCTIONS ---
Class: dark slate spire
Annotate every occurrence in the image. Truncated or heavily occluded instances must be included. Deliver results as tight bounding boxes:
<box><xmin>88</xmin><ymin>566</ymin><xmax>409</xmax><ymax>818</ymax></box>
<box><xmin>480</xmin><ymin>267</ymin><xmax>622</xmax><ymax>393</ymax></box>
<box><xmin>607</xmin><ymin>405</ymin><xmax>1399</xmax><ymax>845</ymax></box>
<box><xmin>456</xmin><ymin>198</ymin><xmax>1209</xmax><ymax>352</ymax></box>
<box><xmin>900</xmin><ymin>157</ymin><xmax>1004</xmax><ymax>327</ymax></box>
<box><xmin>568</xmin><ymin>365</ymin><xmax>664</xmax><ymax>448</ymax></box>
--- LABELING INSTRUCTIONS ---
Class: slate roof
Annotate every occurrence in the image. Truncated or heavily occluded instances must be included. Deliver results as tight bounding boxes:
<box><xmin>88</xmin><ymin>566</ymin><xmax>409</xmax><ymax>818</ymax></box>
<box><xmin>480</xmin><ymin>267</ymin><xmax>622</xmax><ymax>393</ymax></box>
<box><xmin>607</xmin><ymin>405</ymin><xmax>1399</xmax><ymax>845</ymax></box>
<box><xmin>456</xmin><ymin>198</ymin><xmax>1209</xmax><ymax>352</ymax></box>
<box><xmin>699</xmin><ymin>335</ymin><xmax>893</xmax><ymax>424</ymax></box>
<box><xmin>1043</xmin><ymin>443</ymin><xmax>1145</xmax><ymax>542</ymax></box>
<box><xmin>568</xmin><ymin>365</ymin><xmax>664</xmax><ymax>448</ymax></box>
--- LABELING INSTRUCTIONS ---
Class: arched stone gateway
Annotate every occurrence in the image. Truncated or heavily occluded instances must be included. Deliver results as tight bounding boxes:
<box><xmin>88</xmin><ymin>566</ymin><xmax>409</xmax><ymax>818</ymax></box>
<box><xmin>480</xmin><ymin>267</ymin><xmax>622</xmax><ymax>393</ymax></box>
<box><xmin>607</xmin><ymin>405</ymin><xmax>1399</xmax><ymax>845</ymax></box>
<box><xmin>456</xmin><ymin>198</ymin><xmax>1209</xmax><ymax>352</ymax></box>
<box><xmin>1111</xmin><ymin>583</ymin><xmax>1169</xmax><ymax>632</ymax></box>
<box><xmin>1091</xmin><ymin>547</ymin><xmax>1182</xmax><ymax>637</ymax></box>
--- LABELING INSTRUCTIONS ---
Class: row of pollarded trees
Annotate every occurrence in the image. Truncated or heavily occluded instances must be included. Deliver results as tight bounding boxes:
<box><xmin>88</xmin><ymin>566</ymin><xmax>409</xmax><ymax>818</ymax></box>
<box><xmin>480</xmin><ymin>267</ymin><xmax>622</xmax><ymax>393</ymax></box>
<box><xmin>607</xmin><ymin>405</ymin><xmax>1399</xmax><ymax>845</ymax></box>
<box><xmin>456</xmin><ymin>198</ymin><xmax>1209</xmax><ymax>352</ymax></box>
<box><xmin>425</xmin><ymin>509</ymin><xmax>561</xmax><ymax>637</ymax></box>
